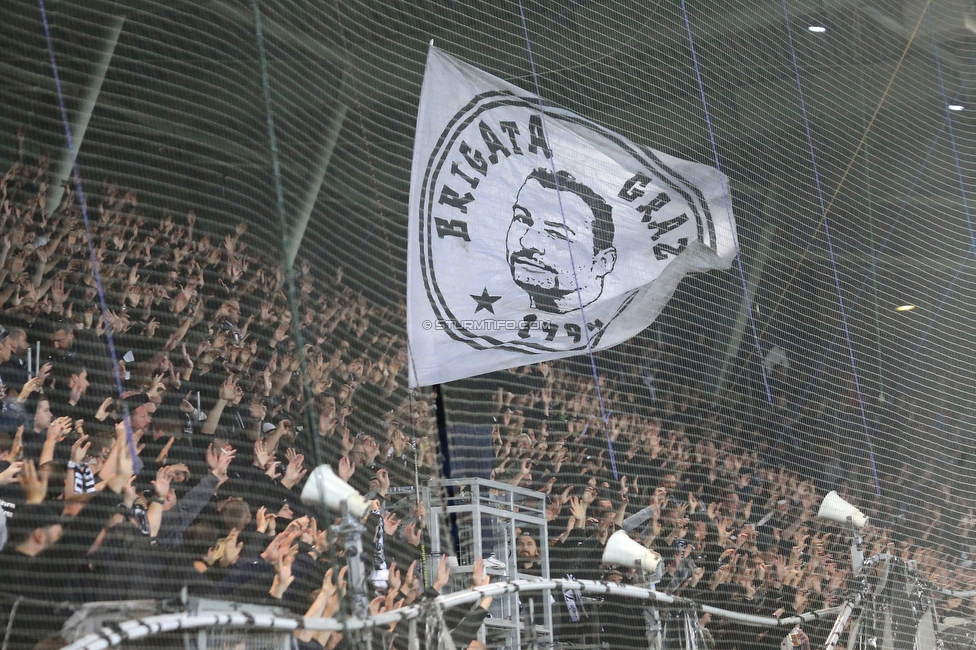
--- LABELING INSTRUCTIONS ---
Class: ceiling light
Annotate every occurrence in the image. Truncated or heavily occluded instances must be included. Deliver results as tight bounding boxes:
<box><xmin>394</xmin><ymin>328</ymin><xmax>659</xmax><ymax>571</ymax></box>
<box><xmin>948</xmin><ymin>104</ymin><xmax>965</xmax><ymax>111</ymax></box>
<box><xmin>895</xmin><ymin>304</ymin><xmax>916</xmax><ymax>312</ymax></box>
<box><xmin>808</xmin><ymin>25</ymin><xmax>827</xmax><ymax>33</ymax></box>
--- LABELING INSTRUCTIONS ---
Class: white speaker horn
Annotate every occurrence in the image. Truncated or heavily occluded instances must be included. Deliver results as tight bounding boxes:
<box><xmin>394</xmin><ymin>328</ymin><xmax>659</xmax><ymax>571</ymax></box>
<box><xmin>301</xmin><ymin>463</ymin><xmax>370</xmax><ymax>518</ymax></box>
<box><xmin>602</xmin><ymin>530</ymin><xmax>662</xmax><ymax>573</ymax></box>
<box><xmin>817</xmin><ymin>490</ymin><xmax>868</xmax><ymax>529</ymax></box>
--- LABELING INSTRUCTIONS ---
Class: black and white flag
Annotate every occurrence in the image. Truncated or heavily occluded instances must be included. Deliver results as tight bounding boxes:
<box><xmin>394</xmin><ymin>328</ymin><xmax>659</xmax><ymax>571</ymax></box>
<box><xmin>407</xmin><ymin>46</ymin><xmax>737</xmax><ymax>387</ymax></box>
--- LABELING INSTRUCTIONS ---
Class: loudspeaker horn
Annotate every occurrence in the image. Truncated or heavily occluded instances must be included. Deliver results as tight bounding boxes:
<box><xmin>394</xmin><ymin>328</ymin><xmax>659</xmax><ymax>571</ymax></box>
<box><xmin>817</xmin><ymin>490</ymin><xmax>868</xmax><ymax>528</ymax></box>
<box><xmin>301</xmin><ymin>463</ymin><xmax>369</xmax><ymax>518</ymax></box>
<box><xmin>601</xmin><ymin>530</ymin><xmax>662</xmax><ymax>573</ymax></box>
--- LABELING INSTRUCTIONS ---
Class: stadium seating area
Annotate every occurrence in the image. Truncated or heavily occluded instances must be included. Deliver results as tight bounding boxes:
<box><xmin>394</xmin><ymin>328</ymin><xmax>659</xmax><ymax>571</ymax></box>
<box><xmin>0</xmin><ymin>152</ymin><xmax>974</xmax><ymax>649</ymax></box>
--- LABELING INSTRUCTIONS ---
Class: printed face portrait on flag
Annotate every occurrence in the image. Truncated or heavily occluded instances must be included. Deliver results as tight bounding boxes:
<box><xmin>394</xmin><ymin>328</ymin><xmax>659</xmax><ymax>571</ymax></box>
<box><xmin>506</xmin><ymin>167</ymin><xmax>617</xmax><ymax>315</ymax></box>
<box><xmin>407</xmin><ymin>47</ymin><xmax>737</xmax><ymax>387</ymax></box>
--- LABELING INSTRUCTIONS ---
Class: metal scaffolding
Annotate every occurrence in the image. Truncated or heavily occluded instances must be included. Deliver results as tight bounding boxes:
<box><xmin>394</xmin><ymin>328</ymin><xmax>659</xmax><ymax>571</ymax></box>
<box><xmin>425</xmin><ymin>477</ymin><xmax>553</xmax><ymax>648</ymax></box>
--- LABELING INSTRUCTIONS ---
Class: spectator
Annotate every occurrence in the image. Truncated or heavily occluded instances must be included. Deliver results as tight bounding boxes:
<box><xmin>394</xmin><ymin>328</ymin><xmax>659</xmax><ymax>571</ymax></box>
<box><xmin>0</xmin><ymin>326</ymin><xmax>29</xmax><ymax>392</ymax></box>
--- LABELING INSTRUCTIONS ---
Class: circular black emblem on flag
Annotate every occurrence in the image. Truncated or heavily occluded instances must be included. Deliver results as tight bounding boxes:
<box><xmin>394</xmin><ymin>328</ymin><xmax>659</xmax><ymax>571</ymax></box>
<box><xmin>419</xmin><ymin>92</ymin><xmax>714</xmax><ymax>354</ymax></box>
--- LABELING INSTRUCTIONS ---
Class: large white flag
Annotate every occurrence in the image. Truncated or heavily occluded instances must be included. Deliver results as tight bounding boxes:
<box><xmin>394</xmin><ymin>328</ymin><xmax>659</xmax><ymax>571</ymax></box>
<box><xmin>407</xmin><ymin>46</ymin><xmax>737</xmax><ymax>387</ymax></box>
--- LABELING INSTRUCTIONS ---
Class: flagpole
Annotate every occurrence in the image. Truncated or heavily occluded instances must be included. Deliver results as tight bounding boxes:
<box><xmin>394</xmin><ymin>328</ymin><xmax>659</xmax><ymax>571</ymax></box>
<box><xmin>433</xmin><ymin>383</ymin><xmax>461</xmax><ymax>580</ymax></box>
<box><xmin>411</xmin><ymin>434</ymin><xmax>429</xmax><ymax>587</ymax></box>
<box><xmin>433</xmin><ymin>384</ymin><xmax>451</xmax><ymax>480</ymax></box>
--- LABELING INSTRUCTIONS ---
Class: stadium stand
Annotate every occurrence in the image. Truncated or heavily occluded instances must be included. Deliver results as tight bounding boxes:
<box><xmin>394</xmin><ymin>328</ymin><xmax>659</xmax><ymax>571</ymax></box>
<box><xmin>0</xmin><ymin>156</ymin><xmax>972</xmax><ymax>649</ymax></box>
<box><xmin>3</xmin><ymin>1</ymin><xmax>976</xmax><ymax>649</ymax></box>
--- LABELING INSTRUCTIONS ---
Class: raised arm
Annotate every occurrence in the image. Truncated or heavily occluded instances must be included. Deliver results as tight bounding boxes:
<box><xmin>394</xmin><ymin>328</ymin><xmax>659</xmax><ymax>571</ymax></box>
<box><xmin>202</xmin><ymin>375</ymin><xmax>237</xmax><ymax>435</ymax></box>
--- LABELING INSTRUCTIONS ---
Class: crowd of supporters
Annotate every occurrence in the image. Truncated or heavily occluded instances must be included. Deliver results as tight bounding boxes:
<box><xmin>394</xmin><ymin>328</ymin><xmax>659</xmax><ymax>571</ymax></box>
<box><xmin>0</xmin><ymin>154</ymin><xmax>441</xmax><ymax>650</ymax></box>
<box><xmin>0</xmin><ymin>149</ymin><xmax>974</xmax><ymax>650</ymax></box>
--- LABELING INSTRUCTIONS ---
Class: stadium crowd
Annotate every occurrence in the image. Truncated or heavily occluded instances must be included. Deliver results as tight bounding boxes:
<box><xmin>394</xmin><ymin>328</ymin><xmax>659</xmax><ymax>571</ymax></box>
<box><xmin>0</xmin><ymin>149</ymin><xmax>973</xmax><ymax>650</ymax></box>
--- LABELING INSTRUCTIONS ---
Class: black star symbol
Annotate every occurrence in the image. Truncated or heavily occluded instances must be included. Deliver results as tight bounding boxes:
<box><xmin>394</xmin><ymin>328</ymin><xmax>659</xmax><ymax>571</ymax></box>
<box><xmin>470</xmin><ymin>287</ymin><xmax>502</xmax><ymax>314</ymax></box>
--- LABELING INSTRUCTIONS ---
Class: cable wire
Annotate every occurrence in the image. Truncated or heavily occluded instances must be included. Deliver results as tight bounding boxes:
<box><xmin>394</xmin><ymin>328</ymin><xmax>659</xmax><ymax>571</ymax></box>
<box><xmin>678</xmin><ymin>0</ymin><xmax>773</xmax><ymax>408</ymax></box>
<box><xmin>37</xmin><ymin>0</ymin><xmax>138</xmax><ymax>468</ymax></box>
<box><xmin>515</xmin><ymin>0</ymin><xmax>618</xmax><ymax>479</ymax></box>
<box><xmin>778</xmin><ymin>0</ymin><xmax>880</xmax><ymax>495</ymax></box>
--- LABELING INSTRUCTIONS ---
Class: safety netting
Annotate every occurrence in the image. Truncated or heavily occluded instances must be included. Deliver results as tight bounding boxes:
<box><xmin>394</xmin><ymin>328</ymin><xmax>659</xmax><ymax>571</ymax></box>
<box><xmin>1</xmin><ymin>0</ymin><xmax>976</xmax><ymax>649</ymax></box>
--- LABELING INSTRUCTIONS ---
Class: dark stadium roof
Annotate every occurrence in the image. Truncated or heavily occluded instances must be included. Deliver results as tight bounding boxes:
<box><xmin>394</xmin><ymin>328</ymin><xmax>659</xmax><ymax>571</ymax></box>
<box><xmin>2</xmin><ymin>0</ymin><xmax>976</xmax><ymax>466</ymax></box>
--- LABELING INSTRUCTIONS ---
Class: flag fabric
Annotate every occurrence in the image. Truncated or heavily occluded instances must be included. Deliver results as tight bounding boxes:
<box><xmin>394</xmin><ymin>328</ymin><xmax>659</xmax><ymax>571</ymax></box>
<box><xmin>407</xmin><ymin>46</ymin><xmax>737</xmax><ymax>387</ymax></box>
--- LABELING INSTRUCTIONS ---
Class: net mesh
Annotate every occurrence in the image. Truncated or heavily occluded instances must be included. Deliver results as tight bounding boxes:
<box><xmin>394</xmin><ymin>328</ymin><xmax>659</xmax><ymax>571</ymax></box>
<box><xmin>0</xmin><ymin>0</ymin><xmax>975</xmax><ymax>648</ymax></box>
